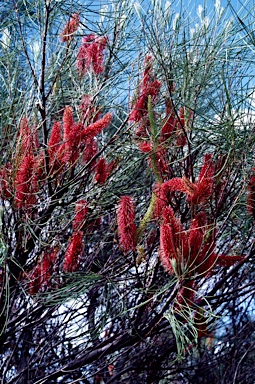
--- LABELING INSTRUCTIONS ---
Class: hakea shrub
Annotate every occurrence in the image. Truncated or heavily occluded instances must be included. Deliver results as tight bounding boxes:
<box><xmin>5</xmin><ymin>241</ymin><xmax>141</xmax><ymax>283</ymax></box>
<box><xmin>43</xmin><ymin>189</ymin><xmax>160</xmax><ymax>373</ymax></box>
<box><xmin>117</xmin><ymin>196</ymin><xmax>137</xmax><ymax>253</ymax></box>
<box><xmin>77</xmin><ymin>34</ymin><xmax>108</xmax><ymax>75</ymax></box>
<box><xmin>61</xmin><ymin>13</ymin><xmax>80</xmax><ymax>42</ymax></box>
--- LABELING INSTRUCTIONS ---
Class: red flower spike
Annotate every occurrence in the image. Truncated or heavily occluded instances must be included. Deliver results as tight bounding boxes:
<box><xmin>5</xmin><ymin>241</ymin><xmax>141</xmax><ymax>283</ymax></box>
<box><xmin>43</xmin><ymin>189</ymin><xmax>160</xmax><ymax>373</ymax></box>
<box><xmin>190</xmin><ymin>154</ymin><xmax>214</xmax><ymax>205</ymax></box>
<box><xmin>198</xmin><ymin>154</ymin><xmax>214</xmax><ymax>182</ymax></box>
<box><xmin>94</xmin><ymin>158</ymin><xmax>117</xmax><ymax>185</ymax></box>
<box><xmin>81</xmin><ymin>112</ymin><xmax>112</xmax><ymax>139</ymax></box>
<box><xmin>129</xmin><ymin>55</ymin><xmax>161</xmax><ymax>123</ymax></box>
<box><xmin>40</xmin><ymin>252</ymin><xmax>51</xmax><ymax>290</ymax></box>
<box><xmin>117</xmin><ymin>196</ymin><xmax>137</xmax><ymax>253</ymax></box>
<box><xmin>134</xmin><ymin>117</ymin><xmax>151</xmax><ymax>140</ymax></box>
<box><xmin>48</xmin><ymin>122</ymin><xmax>62</xmax><ymax>167</ymax></box>
<box><xmin>158</xmin><ymin>154</ymin><xmax>215</xmax><ymax>207</ymax></box>
<box><xmin>49</xmin><ymin>122</ymin><xmax>61</xmax><ymax>150</ymax></box>
<box><xmin>77</xmin><ymin>34</ymin><xmax>108</xmax><ymax>75</ymax></box>
<box><xmin>63</xmin><ymin>231</ymin><xmax>84</xmax><ymax>272</ymax></box>
<box><xmin>73</xmin><ymin>200</ymin><xmax>88</xmax><ymax>231</ymax></box>
<box><xmin>95</xmin><ymin>158</ymin><xmax>107</xmax><ymax>184</ymax></box>
<box><xmin>14</xmin><ymin>154</ymin><xmax>38</xmax><ymax>209</ymax></box>
<box><xmin>61</xmin><ymin>13</ymin><xmax>80</xmax><ymax>42</ymax></box>
<box><xmin>155</xmin><ymin>148</ymin><xmax>168</xmax><ymax>178</ymax></box>
<box><xmin>160</xmin><ymin>113</ymin><xmax>177</xmax><ymax>142</ymax></box>
<box><xmin>28</xmin><ymin>264</ymin><xmax>40</xmax><ymax>295</ymax></box>
<box><xmin>154</xmin><ymin>183</ymin><xmax>167</xmax><ymax>219</ymax></box>
<box><xmin>163</xmin><ymin>206</ymin><xmax>188</xmax><ymax>260</ymax></box>
<box><xmin>160</xmin><ymin>178</ymin><xmax>188</xmax><ymax>202</ymax></box>
<box><xmin>63</xmin><ymin>106</ymin><xmax>74</xmax><ymax>141</ymax></box>
<box><xmin>159</xmin><ymin>223</ymin><xmax>176</xmax><ymax>274</ymax></box>
<box><xmin>17</xmin><ymin>118</ymin><xmax>39</xmax><ymax>156</ymax></box>
<box><xmin>188</xmin><ymin>215</ymin><xmax>205</xmax><ymax>264</ymax></box>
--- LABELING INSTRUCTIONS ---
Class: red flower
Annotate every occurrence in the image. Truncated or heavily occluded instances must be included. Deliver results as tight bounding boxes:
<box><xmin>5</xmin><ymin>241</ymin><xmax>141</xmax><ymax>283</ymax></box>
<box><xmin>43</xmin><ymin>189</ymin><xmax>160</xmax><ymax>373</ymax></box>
<box><xmin>117</xmin><ymin>196</ymin><xmax>137</xmax><ymax>252</ymax></box>
<box><xmin>14</xmin><ymin>154</ymin><xmax>38</xmax><ymax>209</ymax></box>
<box><xmin>159</xmin><ymin>224</ymin><xmax>176</xmax><ymax>274</ymax></box>
<box><xmin>72</xmin><ymin>200</ymin><xmax>88</xmax><ymax>231</ymax></box>
<box><xmin>77</xmin><ymin>34</ymin><xmax>108</xmax><ymax>75</ymax></box>
<box><xmin>61</xmin><ymin>13</ymin><xmax>80</xmax><ymax>42</ymax></box>
<box><xmin>48</xmin><ymin>121</ymin><xmax>62</xmax><ymax>169</ymax></box>
<box><xmin>81</xmin><ymin>112</ymin><xmax>112</xmax><ymax>139</ymax></box>
<box><xmin>63</xmin><ymin>231</ymin><xmax>84</xmax><ymax>272</ymax></box>
<box><xmin>129</xmin><ymin>55</ymin><xmax>161</xmax><ymax>123</ymax></box>
<box><xmin>63</xmin><ymin>106</ymin><xmax>74</xmax><ymax>141</ymax></box>
<box><xmin>158</xmin><ymin>154</ymin><xmax>214</xmax><ymax>209</ymax></box>
<box><xmin>160</xmin><ymin>100</ymin><xmax>177</xmax><ymax>142</ymax></box>
<box><xmin>17</xmin><ymin>118</ymin><xmax>39</xmax><ymax>155</ymax></box>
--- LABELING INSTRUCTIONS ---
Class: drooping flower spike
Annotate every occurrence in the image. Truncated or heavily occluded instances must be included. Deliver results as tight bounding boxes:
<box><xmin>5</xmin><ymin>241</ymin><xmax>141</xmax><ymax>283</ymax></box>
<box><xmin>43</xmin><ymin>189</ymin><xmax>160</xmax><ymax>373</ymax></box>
<box><xmin>117</xmin><ymin>196</ymin><xmax>137</xmax><ymax>253</ymax></box>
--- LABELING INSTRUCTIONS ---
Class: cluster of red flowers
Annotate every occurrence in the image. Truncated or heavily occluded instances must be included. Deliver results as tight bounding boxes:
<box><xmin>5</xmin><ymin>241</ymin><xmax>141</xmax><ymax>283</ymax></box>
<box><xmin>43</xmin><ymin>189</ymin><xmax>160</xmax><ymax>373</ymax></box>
<box><xmin>14</xmin><ymin>118</ymin><xmax>40</xmax><ymax>211</ymax></box>
<box><xmin>77</xmin><ymin>34</ymin><xmax>108</xmax><ymax>75</ymax></box>
<box><xmin>48</xmin><ymin>105</ymin><xmax>113</xmax><ymax>177</ymax></box>
<box><xmin>156</xmin><ymin>154</ymin><xmax>214</xmax><ymax>213</ymax></box>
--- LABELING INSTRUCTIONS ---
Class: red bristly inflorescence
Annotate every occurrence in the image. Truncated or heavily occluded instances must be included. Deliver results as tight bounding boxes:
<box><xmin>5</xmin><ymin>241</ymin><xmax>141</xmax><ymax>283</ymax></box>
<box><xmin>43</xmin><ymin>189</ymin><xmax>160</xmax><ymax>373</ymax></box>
<box><xmin>81</xmin><ymin>112</ymin><xmax>112</xmax><ymax>138</ymax></box>
<box><xmin>61</xmin><ymin>13</ymin><xmax>80</xmax><ymax>42</ymax></box>
<box><xmin>47</xmin><ymin>107</ymin><xmax>112</xmax><ymax>173</ymax></box>
<box><xmin>129</xmin><ymin>55</ymin><xmax>161</xmax><ymax>127</ymax></box>
<box><xmin>77</xmin><ymin>34</ymin><xmax>108</xmax><ymax>75</ymax></box>
<box><xmin>159</xmin><ymin>204</ymin><xmax>245</xmax><ymax>280</ymax></box>
<box><xmin>27</xmin><ymin>247</ymin><xmax>59</xmax><ymax>294</ymax></box>
<box><xmin>155</xmin><ymin>154</ymin><xmax>214</xmax><ymax>214</ymax></box>
<box><xmin>72</xmin><ymin>200</ymin><xmax>88</xmax><ymax>231</ymax></box>
<box><xmin>117</xmin><ymin>196</ymin><xmax>137</xmax><ymax>253</ymax></box>
<box><xmin>95</xmin><ymin>158</ymin><xmax>117</xmax><ymax>185</ymax></box>
<box><xmin>14</xmin><ymin>154</ymin><xmax>38</xmax><ymax>209</ymax></box>
<box><xmin>63</xmin><ymin>231</ymin><xmax>84</xmax><ymax>272</ymax></box>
